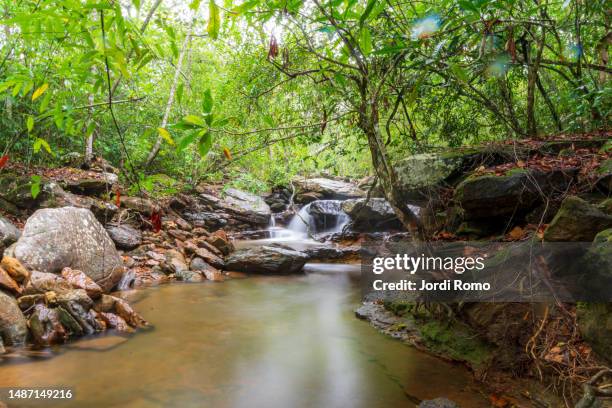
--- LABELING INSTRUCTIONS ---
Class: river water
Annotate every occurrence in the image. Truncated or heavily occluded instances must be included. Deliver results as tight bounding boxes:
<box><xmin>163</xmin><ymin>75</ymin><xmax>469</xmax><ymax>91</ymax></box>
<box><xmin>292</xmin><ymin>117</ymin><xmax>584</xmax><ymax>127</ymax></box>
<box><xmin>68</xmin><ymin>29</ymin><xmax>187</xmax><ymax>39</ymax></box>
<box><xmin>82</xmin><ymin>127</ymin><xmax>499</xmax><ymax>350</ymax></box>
<box><xmin>0</xmin><ymin>262</ymin><xmax>487</xmax><ymax>408</ymax></box>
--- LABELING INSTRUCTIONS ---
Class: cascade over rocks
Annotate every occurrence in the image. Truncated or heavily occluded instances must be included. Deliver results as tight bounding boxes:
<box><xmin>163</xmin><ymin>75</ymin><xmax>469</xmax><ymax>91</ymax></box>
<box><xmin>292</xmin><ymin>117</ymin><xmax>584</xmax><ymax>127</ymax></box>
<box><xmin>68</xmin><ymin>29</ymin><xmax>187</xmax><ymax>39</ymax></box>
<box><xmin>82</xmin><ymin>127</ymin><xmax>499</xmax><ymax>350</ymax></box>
<box><xmin>13</xmin><ymin>207</ymin><xmax>124</xmax><ymax>292</ymax></box>
<box><xmin>544</xmin><ymin>196</ymin><xmax>612</xmax><ymax>242</ymax></box>
<box><xmin>225</xmin><ymin>246</ymin><xmax>308</xmax><ymax>274</ymax></box>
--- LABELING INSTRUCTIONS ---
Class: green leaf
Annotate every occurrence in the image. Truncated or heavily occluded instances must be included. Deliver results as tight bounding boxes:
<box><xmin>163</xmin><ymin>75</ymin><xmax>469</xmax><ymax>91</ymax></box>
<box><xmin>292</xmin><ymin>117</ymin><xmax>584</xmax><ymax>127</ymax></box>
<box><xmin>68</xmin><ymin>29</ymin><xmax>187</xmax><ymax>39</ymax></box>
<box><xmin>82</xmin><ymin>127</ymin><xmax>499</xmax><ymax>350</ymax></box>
<box><xmin>132</xmin><ymin>0</ymin><xmax>141</xmax><ymax>10</ymax></box>
<box><xmin>359</xmin><ymin>0</ymin><xmax>377</xmax><ymax>25</ymax></box>
<box><xmin>32</xmin><ymin>83</ymin><xmax>49</xmax><ymax>101</ymax></box>
<box><xmin>26</xmin><ymin>116</ymin><xmax>34</xmax><ymax>133</ymax></box>
<box><xmin>183</xmin><ymin>114</ymin><xmax>206</xmax><ymax>127</ymax></box>
<box><xmin>157</xmin><ymin>127</ymin><xmax>175</xmax><ymax>145</ymax></box>
<box><xmin>198</xmin><ymin>132</ymin><xmax>212</xmax><ymax>157</ymax></box>
<box><xmin>450</xmin><ymin>63</ymin><xmax>469</xmax><ymax>82</ymax></box>
<box><xmin>30</xmin><ymin>175</ymin><xmax>41</xmax><ymax>199</ymax></box>
<box><xmin>190</xmin><ymin>0</ymin><xmax>202</xmax><ymax>10</ymax></box>
<box><xmin>176</xmin><ymin>130</ymin><xmax>200</xmax><ymax>152</ymax></box>
<box><xmin>358</xmin><ymin>27</ymin><xmax>372</xmax><ymax>55</ymax></box>
<box><xmin>208</xmin><ymin>0</ymin><xmax>221</xmax><ymax>40</ymax></box>
<box><xmin>33</xmin><ymin>138</ymin><xmax>51</xmax><ymax>154</ymax></box>
<box><xmin>202</xmin><ymin>89</ymin><xmax>213</xmax><ymax>113</ymax></box>
<box><xmin>231</xmin><ymin>0</ymin><xmax>259</xmax><ymax>15</ymax></box>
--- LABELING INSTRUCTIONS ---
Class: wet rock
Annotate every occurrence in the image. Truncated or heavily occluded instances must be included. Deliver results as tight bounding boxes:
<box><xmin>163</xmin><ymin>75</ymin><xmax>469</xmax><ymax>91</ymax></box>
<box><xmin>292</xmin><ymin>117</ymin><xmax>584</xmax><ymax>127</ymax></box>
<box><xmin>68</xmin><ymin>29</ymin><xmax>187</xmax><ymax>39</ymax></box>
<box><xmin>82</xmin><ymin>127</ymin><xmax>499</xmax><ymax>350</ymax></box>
<box><xmin>103</xmin><ymin>295</ymin><xmax>147</xmax><ymax>328</ymax></box>
<box><xmin>0</xmin><ymin>215</ymin><xmax>20</xmax><ymax>254</ymax></box>
<box><xmin>577</xmin><ymin>303</ymin><xmax>612</xmax><ymax>364</ymax></box>
<box><xmin>1</xmin><ymin>256</ymin><xmax>30</xmax><ymax>282</ymax></box>
<box><xmin>189</xmin><ymin>258</ymin><xmax>223</xmax><ymax>281</ymax></box>
<box><xmin>120</xmin><ymin>196</ymin><xmax>161</xmax><ymax>215</ymax></box>
<box><xmin>293</xmin><ymin>177</ymin><xmax>365</xmax><ymax>200</ymax></box>
<box><xmin>39</xmin><ymin>182</ymin><xmax>118</xmax><ymax>223</ymax></box>
<box><xmin>304</xmin><ymin>246</ymin><xmax>360</xmax><ymax>261</ymax></box>
<box><xmin>100</xmin><ymin>312</ymin><xmax>133</xmax><ymax>332</ymax></box>
<box><xmin>62</xmin><ymin>173</ymin><xmax>118</xmax><ymax>195</ymax></box>
<box><xmin>61</xmin><ymin>267</ymin><xmax>103</xmax><ymax>299</ymax></box>
<box><xmin>544</xmin><ymin>196</ymin><xmax>612</xmax><ymax>242</ymax></box>
<box><xmin>56</xmin><ymin>306</ymin><xmax>84</xmax><ymax>337</ymax></box>
<box><xmin>28</xmin><ymin>304</ymin><xmax>66</xmax><ymax>346</ymax></box>
<box><xmin>24</xmin><ymin>271</ymin><xmax>72</xmax><ymax>295</ymax></box>
<box><xmin>106</xmin><ymin>224</ymin><xmax>142</xmax><ymax>250</ymax></box>
<box><xmin>203</xmin><ymin>269</ymin><xmax>224</xmax><ymax>282</ymax></box>
<box><xmin>175</xmin><ymin>269</ymin><xmax>204</xmax><ymax>282</ymax></box>
<box><xmin>192</xmin><ymin>246</ymin><xmax>224</xmax><ymax>268</ymax></box>
<box><xmin>175</xmin><ymin>217</ymin><xmax>193</xmax><ymax>231</ymax></box>
<box><xmin>56</xmin><ymin>289</ymin><xmax>97</xmax><ymax>334</ymax></box>
<box><xmin>225</xmin><ymin>246</ymin><xmax>308</xmax><ymax>274</ymax></box>
<box><xmin>295</xmin><ymin>192</ymin><xmax>323</xmax><ymax>204</ymax></box>
<box><xmin>0</xmin><ymin>290</ymin><xmax>28</xmax><ymax>346</ymax></box>
<box><xmin>341</xmin><ymin>198</ymin><xmax>403</xmax><ymax>231</ymax></box>
<box><xmin>165</xmin><ymin>249</ymin><xmax>189</xmax><ymax>273</ymax></box>
<box><xmin>0</xmin><ymin>267</ymin><xmax>21</xmax><ymax>295</ymax></box>
<box><xmin>418</xmin><ymin>398</ymin><xmax>459</xmax><ymax>408</ymax></box>
<box><xmin>17</xmin><ymin>294</ymin><xmax>44</xmax><ymax>310</ymax></box>
<box><xmin>595</xmin><ymin>158</ymin><xmax>612</xmax><ymax>193</ymax></box>
<box><xmin>206</xmin><ymin>230</ymin><xmax>233</xmax><ymax>255</ymax></box>
<box><xmin>13</xmin><ymin>207</ymin><xmax>124</xmax><ymax>292</ymax></box>
<box><xmin>199</xmin><ymin>188</ymin><xmax>271</xmax><ymax>226</ymax></box>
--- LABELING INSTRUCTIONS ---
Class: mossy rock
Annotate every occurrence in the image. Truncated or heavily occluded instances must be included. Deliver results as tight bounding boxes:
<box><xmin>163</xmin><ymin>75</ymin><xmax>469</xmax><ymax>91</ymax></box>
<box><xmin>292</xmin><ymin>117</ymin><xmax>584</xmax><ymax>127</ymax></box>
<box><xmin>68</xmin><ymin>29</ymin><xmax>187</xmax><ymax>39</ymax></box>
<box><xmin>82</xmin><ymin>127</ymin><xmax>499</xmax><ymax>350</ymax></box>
<box><xmin>577</xmin><ymin>303</ymin><xmax>612</xmax><ymax>364</ymax></box>
<box><xmin>544</xmin><ymin>196</ymin><xmax>612</xmax><ymax>242</ymax></box>
<box><xmin>0</xmin><ymin>173</ymin><xmax>47</xmax><ymax>212</ymax></box>
<box><xmin>596</xmin><ymin>159</ymin><xmax>612</xmax><ymax>193</ymax></box>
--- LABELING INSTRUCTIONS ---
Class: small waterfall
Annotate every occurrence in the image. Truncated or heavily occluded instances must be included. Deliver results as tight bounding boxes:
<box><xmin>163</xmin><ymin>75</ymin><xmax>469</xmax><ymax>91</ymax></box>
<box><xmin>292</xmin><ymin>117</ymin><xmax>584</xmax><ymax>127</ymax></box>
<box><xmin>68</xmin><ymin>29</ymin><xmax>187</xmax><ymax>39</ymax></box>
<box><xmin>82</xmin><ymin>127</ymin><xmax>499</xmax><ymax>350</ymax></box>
<box><xmin>286</xmin><ymin>200</ymin><xmax>350</xmax><ymax>236</ymax></box>
<box><xmin>286</xmin><ymin>203</ymin><xmax>313</xmax><ymax>235</ymax></box>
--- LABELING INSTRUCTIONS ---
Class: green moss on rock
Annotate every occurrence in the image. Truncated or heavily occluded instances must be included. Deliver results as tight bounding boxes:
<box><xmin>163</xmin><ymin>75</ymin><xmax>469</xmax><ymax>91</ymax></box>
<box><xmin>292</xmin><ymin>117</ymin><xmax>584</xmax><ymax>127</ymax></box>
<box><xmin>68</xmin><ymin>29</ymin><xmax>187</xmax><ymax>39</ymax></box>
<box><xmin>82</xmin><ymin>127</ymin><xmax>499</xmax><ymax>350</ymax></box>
<box><xmin>544</xmin><ymin>196</ymin><xmax>612</xmax><ymax>242</ymax></box>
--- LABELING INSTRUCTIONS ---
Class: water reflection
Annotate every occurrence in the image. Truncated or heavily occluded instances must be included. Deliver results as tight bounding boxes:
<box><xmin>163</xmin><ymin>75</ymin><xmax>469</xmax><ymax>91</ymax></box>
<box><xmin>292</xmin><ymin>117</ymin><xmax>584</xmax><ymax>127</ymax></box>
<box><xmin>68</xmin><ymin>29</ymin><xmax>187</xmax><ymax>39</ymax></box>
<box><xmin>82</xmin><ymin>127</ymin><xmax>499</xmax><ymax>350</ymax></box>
<box><xmin>0</xmin><ymin>266</ymin><xmax>486</xmax><ymax>407</ymax></box>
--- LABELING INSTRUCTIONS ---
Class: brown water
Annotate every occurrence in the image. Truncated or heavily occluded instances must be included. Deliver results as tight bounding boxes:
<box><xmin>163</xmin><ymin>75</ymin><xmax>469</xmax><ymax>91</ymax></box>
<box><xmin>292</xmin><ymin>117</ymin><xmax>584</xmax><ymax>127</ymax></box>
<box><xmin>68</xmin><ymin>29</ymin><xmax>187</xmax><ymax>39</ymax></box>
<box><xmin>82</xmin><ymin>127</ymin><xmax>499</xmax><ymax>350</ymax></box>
<box><xmin>0</xmin><ymin>264</ymin><xmax>487</xmax><ymax>408</ymax></box>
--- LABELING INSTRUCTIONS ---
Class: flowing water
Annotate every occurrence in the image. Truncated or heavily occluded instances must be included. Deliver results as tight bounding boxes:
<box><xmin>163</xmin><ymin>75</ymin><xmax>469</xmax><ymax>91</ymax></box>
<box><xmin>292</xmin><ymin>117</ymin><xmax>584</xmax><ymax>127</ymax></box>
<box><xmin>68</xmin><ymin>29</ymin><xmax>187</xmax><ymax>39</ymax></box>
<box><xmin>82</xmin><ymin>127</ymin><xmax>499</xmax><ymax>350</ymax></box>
<box><xmin>0</xmin><ymin>263</ymin><xmax>487</xmax><ymax>408</ymax></box>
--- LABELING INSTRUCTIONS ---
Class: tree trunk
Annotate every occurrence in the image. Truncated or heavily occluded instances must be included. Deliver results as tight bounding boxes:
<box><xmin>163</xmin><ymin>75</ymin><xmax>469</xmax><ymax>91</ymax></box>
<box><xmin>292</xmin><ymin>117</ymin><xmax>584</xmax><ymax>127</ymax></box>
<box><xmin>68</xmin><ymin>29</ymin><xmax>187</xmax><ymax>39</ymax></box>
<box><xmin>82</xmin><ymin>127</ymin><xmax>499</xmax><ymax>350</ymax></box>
<box><xmin>145</xmin><ymin>21</ymin><xmax>194</xmax><ymax>168</ymax></box>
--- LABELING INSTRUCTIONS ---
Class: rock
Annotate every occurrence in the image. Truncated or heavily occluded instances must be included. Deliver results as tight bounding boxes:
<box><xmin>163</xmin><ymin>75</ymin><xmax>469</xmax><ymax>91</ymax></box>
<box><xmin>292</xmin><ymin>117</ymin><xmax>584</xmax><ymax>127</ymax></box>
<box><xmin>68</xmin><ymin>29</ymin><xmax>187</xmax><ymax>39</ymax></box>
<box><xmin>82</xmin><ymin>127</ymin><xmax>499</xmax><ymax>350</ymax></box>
<box><xmin>199</xmin><ymin>188</ymin><xmax>271</xmax><ymax>226</ymax></box>
<box><xmin>225</xmin><ymin>246</ymin><xmax>308</xmax><ymax>274</ymax></box>
<box><xmin>40</xmin><ymin>182</ymin><xmax>118</xmax><ymax>223</ymax></box>
<box><xmin>17</xmin><ymin>294</ymin><xmax>44</xmax><ymax>310</ymax></box>
<box><xmin>13</xmin><ymin>207</ymin><xmax>124</xmax><ymax>292</ymax></box>
<box><xmin>62</xmin><ymin>173</ymin><xmax>118</xmax><ymax>195</ymax></box>
<box><xmin>106</xmin><ymin>225</ymin><xmax>142</xmax><ymax>250</ymax></box>
<box><xmin>341</xmin><ymin>198</ymin><xmax>403</xmax><ymax>231</ymax></box>
<box><xmin>120</xmin><ymin>196</ymin><xmax>161</xmax><ymax>215</ymax></box>
<box><xmin>206</xmin><ymin>230</ymin><xmax>233</xmax><ymax>255</ymax></box>
<box><xmin>295</xmin><ymin>191</ymin><xmax>323</xmax><ymax>204</ymax></box>
<box><xmin>418</xmin><ymin>398</ymin><xmax>459</xmax><ymax>408</ymax></box>
<box><xmin>577</xmin><ymin>303</ymin><xmax>612</xmax><ymax>364</ymax></box>
<box><xmin>0</xmin><ymin>215</ymin><xmax>20</xmax><ymax>254</ymax></box>
<box><xmin>192</xmin><ymin>246</ymin><xmax>224</xmax><ymax>269</ymax></box>
<box><xmin>544</xmin><ymin>196</ymin><xmax>612</xmax><ymax>242</ymax></box>
<box><xmin>203</xmin><ymin>269</ymin><xmax>224</xmax><ymax>282</ymax></box>
<box><xmin>595</xmin><ymin>158</ymin><xmax>612</xmax><ymax>193</ymax></box>
<box><xmin>0</xmin><ymin>290</ymin><xmax>28</xmax><ymax>346</ymax></box>
<box><xmin>56</xmin><ymin>306</ymin><xmax>84</xmax><ymax>337</ymax></box>
<box><xmin>304</xmin><ymin>246</ymin><xmax>360</xmax><ymax>261</ymax></box>
<box><xmin>99</xmin><ymin>312</ymin><xmax>133</xmax><ymax>332</ymax></box>
<box><xmin>0</xmin><ymin>267</ymin><xmax>21</xmax><ymax>295</ymax></box>
<box><xmin>189</xmin><ymin>258</ymin><xmax>223</xmax><ymax>281</ymax></box>
<box><xmin>165</xmin><ymin>249</ymin><xmax>189</xmax><ymax>273</ymax></box>
<box><xmin>0</xmin><ymin>337</ymin><xmax>4</xmax><ymax>354</ymax></box>
<box><xmin>56</xmin><ymin>289</ymin><xmax>98</xmax><ymax>335</ymax></box>
<box><xmin>61</xmin><ymin>267</ymin><xmax>103</xmax><ymax>299</ymax></box>
<box><xmin>455</xmin><ymin>169</ymin><xmax>576</xmax><ymax>219</ymax></box>
<box><xmin>175</xmin><ymin>217</ymin><xmax>193</xmax><ymax>231</ymax></box>
<box><xmin>183</xmin><ymin>211</ymin><xmax>227</xmax><ymax>229</ymax></box>
<box><xmin>24</xmin><ymin>271</ymin><xmax>72</xmax><ymax>295</ymax></box>
<box><xmin>0</xmin><ymin>174</ymin><xmax>46</xmax><ymax>212</ymax></box>
<box><xmin>1</xmin><ymin>256</ymin><xmax>30</xmax><ymax>282</ymax></box>
<box><xmin>103</xmin><ymin>295</ymin><xmax>147</xmax><ymax>328</ymax></box>
<box><xmin>293</xmin><ymin>177</ymin><xmax>365</xmax><ymax>200</ymax></box>
<box><xmin>175</xmin><ymin>269</ymin><xmax>204</xmax><ymax>282</ymax></box>
<box><xmin>28</xmin><ymin>304</ymin><xmax>66</xmax><ymax>346</ymax></box>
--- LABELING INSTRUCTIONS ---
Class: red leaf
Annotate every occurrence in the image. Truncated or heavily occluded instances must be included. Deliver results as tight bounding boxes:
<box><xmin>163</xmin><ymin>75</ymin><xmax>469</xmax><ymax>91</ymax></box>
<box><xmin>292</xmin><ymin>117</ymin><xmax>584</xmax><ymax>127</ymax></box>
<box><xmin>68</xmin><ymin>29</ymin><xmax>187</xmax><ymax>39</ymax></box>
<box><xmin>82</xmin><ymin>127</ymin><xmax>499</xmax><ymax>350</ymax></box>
<box><xmin>115</xmin><ymin>190</ymin><xmax>121</xmax><ymax>207</ymax></box>
<box><xmin>151</xmin><ymin>211</ymin><xmax>162</xmax><ymax>233</ymax></box>
<box><xmin>0</xmin><ymin>155</ymin><xmax>9</xmax><ymax>169</ymax></box>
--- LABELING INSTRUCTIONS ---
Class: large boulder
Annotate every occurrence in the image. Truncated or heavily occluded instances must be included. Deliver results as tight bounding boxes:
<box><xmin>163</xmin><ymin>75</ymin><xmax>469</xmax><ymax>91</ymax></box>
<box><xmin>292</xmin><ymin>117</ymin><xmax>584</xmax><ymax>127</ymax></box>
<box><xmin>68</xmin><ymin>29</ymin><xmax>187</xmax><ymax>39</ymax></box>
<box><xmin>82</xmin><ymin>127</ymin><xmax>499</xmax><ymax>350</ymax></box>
<box><xmin>293</xmin><ymin>177</ymin><xmax>365</xmax><ymax>201</ymax></box>
<box><xmin>106</xmin><ymin>225</ymin><xmax>142</xmax><ymax>250</ymax></box>
<box><xmin>308</xmin><ymin>200</ymin><xmax>349</xmax><ymax>232</ymax></box>
<box><xmin>225</xmin><ymin>246</ymin><xmax>308</xmax><ymax>274</ymax></box>
<box><xmin>0</xmin><ymin>290</ymin><xmax>27</xmax><ymax>347</ymax></box>
<box><xmin>544</xmin><ymin>196</ymin><xmax>612</xmax><ymax>242</ymax></box>
<box><xmin>40</xmin><ymin>182</ymin><xmax>118</xmax><ymax>223</ymax></box>
<box><xmin>61</xmin><ymin>172</ymin><xmax>118</xmax><ymax>196</ymax></box>
<box><xmin>13</xmin><ymin>207</ymin><xmax>124</xmax><ymax>292</ymax></box>
<box><xmin>455</xmin><ymin>169</ymin><xmax>576</xmax><ymax>219</ymax></box>
<box><xmin>199</xmin><ymin>188</ymin><xmax>271</xmax><ymax>226</ymax></box>
<box><xmin>341</xmin><ymin>198</ymin><xmax>404</xmax><ymax>231</ymax></box>
<box><xmin>0</xmin><ymin>216</ymin><xmax>20</xmax><ymax>254</ymax></box>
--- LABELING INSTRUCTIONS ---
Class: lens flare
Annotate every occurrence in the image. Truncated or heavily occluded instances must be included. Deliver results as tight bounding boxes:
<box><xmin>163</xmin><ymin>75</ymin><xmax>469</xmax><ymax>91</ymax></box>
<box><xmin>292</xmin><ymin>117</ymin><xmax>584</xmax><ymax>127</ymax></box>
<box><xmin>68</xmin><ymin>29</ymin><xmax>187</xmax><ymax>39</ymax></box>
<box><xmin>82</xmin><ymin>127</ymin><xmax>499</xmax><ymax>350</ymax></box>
<box><xmin>566</xmin><ymin>43</ymin><xmax>583</xmax><ymax>61</ymax></box>
<box><xmin>487</xmin><ymin>54</ymin><xmax>510</xmax><ymax>77</ymax></box>
<box><xmin>411</xmin><ymin>14</ymin><xmax>441</xmax><ymax>40</ymax></box>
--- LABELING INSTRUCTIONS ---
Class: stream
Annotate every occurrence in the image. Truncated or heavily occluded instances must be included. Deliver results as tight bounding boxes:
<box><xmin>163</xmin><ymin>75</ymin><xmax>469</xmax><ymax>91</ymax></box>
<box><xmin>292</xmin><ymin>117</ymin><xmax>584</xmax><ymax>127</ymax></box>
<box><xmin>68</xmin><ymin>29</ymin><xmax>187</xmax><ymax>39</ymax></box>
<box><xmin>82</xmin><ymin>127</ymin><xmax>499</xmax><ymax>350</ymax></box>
<box><xmin>0</xmin><ymin>202</ymin><xmax>488</xmax><ymax>407</ymax></box>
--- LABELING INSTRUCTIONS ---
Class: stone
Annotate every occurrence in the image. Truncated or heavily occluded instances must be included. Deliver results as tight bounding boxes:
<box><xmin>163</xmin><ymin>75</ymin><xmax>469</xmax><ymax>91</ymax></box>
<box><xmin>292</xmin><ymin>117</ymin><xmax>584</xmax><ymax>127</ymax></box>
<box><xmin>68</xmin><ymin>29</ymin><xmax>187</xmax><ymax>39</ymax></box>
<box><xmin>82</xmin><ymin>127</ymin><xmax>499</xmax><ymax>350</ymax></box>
<box><xmin>418</xmin><ymin>398</ymin><xmax>459</xmax><ymax>408</ymax></box>
<box><xmin>577</xmin><ymin>303</ymin><xmax>612</xmax><ymax>364</ymax></box>
<box><xmin>99</xmin><ymin>312</ymin><xmax>133</xmax><ymax>332</ymax></box>
<box><xmin>193</xmin><ymin>246</ymin><xmax>224</xmax><ymax>268</ymax></box>
<box><xmin>24</xmin><ymin>271</ymin><xmax>73</xmax><ymax>295</ymax></box>
<box><xmin>175</xmin><ymin>269</ymin><xmax>204</xmax><ymax>283</ymax></box>
<box><xmin>39</xmin><ymin>182</ymin><xmax>118</xmax><ymax>223</ymax></box>
<box><xmin>56</xmin><ymin>289</ymin><xmax>98</xmax><ymax>335</ymax></box>
<box><xmin>199</xmin><ymin>188</ymin><xmax>271</xmax><ymax>226</ymax></box>
<box><xmin>165</xmin><ymin>249</ymin><xmax>189</xmax><ymax>273</ymax></box>
<box><xmin>203</xmin><ymin>269</ymin><xmax>224</xmax><ymax>282</ymax></box>
<box><xmin>341</xmin><ymin>198</ymin><xmax>404</xmax><ymax>231</ymax></box>
<box><xmin>183</xmin><ymin>211</ymin><xmax>228</xmax><ymax>229</ymax></box>
<box><xmin>61</xmin><ymin>267</ymin><xmax>103</xmax><ymax>299</ymax></box>
<box><xmin>0</xmin><ymin>174</ymin><xmax>46</xmax><ymax>211</ymax></box>
<box><xmin>13</xmin><ymin>207</ymin><xmax>124</xmax><ymax>292</ymax></box>
<box><xmin>225</xmin><ymin>246</ymin><xmax>308</xmax><ymax>274</ymax></box>
<box><xmin>62</xmin><ymin>172</ymin><xmax>118</xmax><ymax>195</ymax></box>
<box><xmin>106</xmin><ymin>224</ymin><xmax>142</xmax><ymax>250</ymax></box>
<box><xmin>0</xmin><ymin>215</ymin><xmax>20</xmax><ymax>254</ymax></box>
<box><xmin>293</xmin><ymin>177</ymin><xmax>365</xmax><ymax>200</ymax></box>
<box><xmin>0</xmin><ymin>290</ymin><xmax>28</xmax><ymax>346</ymax></box>
<box><xmin>17</xmin><ymin>294</ymin><xmax>44</xmax><ymax>310</ymax></box>
<box><xmin>0</xmin><ymin>267</ymin><xmax>21</xmax><ymax>295</ymax></box>
<box><xmin>544</xmin><ymin>196</ymin><xmax>612</xmax><ymax>242</ymax></box>
<box><xmin>175</xmin><ymin>217</ymin><xmax>193</xmax><ymax>231</ymax></box>
<box><xmin>1</xmin><ymin>256</ymin><xmax>30</xmax><ymax>282</ymax></box>
<box><xmin>595</xmin><ymin>158</ymin><xmax>612</xmax><ymax>193</ymax></box>
<box><xmin>206</xmin><ymin>230</ymin><xmax>233</xmax><ymax>255</ymax></box>
<box><xmin>28</xmin><ymin>304</ymin><xmax>66</xmax><ymax>346</ymax></box>
<box><xmin>120</xmin><ymin>196</ymin><xmax>161</xmax><ymax>215</ymax></box>
<box><xmin>455</xmin><ymin>169</ymin><xmax>576</xmax><ymax>219</ymax></box>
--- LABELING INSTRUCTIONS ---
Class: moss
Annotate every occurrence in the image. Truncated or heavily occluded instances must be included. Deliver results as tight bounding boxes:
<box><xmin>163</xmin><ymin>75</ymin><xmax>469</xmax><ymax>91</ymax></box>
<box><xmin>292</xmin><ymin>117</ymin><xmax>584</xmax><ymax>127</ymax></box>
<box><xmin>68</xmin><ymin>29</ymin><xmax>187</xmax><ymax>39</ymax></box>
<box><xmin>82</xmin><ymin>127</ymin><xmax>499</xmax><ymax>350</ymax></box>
<box><xmin>419</xmin><ymin>320</ymin><xmax>494</xmax><ymax>368</ymax></box>
<box><xmin>383</xmin><ymin>299</ymin><xmax>413</xmax><ymax>316</ymax></box>
<box><xmin>597</xmin><ymin>158</ymin><xmax>612</xmax><ymax>175</ymax></box>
